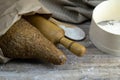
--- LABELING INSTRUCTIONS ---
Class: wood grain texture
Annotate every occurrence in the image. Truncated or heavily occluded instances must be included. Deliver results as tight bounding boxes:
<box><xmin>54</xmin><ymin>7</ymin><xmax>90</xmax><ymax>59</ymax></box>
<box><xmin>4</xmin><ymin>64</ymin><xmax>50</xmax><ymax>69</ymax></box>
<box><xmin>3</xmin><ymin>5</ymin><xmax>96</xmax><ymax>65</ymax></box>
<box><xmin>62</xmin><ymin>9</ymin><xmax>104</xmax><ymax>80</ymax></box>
<box><xmin>0</xmin><ymin>22</ymin><xmax>120</xmax><ymax>80</ymax></box>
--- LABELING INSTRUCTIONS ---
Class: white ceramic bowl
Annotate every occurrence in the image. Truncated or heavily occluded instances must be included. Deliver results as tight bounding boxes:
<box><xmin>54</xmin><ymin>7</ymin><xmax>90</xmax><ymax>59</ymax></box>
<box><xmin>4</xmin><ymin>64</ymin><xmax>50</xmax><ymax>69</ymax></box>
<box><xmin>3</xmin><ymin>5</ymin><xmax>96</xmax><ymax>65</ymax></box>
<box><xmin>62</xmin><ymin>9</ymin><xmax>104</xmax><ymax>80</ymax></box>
<box><xmin>89</xmin><ymin>0</ymin><xmax>120</xmax><ymax>56</ymax></box>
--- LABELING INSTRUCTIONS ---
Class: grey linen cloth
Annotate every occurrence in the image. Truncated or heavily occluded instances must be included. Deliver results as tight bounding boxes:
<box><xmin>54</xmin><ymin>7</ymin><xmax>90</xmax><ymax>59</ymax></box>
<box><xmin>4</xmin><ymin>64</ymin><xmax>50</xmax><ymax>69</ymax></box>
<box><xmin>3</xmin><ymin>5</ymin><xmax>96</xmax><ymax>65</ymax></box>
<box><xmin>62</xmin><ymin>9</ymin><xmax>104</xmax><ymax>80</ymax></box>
<box><xmin>40</xmin><ymin>0</ymin><xmax>105</xmax><ymax>23</ymax></box>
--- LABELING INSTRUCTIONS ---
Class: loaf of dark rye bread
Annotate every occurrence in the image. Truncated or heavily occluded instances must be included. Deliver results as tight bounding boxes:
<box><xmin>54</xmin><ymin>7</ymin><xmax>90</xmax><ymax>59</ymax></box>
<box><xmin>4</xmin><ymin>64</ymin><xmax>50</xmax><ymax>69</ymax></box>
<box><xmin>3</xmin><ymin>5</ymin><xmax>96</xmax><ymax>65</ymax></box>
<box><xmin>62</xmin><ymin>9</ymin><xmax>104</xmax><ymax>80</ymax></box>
<box><xmin>0</xmin><ymin>19</ymin><xmax>66</xmax><ymax>65</ymax></box>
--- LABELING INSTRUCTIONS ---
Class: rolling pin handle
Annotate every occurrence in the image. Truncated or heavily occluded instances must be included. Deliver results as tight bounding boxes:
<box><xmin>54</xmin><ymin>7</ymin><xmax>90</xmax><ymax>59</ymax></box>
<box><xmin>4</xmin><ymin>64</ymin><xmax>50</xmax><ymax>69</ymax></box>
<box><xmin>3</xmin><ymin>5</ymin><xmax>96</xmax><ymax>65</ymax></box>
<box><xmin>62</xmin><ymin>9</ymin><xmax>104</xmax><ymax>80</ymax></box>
<box><xmin>60</xmin><ymin>37</ymin><xmax>86</xmax><ymax>56</ymax></box>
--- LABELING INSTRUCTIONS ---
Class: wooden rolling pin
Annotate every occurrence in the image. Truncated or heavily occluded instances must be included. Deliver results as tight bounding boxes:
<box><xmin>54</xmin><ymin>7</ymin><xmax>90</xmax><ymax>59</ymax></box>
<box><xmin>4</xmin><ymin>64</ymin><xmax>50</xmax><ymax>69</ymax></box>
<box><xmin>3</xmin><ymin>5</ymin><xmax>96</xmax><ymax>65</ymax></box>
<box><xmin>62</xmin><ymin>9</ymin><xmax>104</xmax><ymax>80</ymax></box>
<box><xmin>24</xmin><ymin>15</ymin><xmax>86</xmax><ymax>56</ymax></box>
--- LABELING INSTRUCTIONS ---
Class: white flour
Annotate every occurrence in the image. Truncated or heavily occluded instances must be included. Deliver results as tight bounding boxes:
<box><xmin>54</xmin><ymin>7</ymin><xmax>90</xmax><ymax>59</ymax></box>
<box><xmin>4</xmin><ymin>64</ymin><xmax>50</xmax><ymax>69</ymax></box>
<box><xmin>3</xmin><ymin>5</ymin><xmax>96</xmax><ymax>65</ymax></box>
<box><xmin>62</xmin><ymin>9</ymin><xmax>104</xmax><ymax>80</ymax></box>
<box><xmin>97</xmin><ymin>20</ymin><xmax>120</xmax><ymax>35</ymax></box>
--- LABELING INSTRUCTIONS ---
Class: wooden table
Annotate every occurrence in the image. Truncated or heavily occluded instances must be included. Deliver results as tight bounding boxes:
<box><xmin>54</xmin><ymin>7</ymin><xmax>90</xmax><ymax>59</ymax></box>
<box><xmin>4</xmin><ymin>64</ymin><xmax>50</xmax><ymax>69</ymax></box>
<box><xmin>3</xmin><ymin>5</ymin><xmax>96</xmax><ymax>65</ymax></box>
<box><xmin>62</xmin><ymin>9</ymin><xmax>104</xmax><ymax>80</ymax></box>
<box><xmin>0</xmin><ymin>22</ymin><xmax>120</xmax><ymax>80</ymax></box>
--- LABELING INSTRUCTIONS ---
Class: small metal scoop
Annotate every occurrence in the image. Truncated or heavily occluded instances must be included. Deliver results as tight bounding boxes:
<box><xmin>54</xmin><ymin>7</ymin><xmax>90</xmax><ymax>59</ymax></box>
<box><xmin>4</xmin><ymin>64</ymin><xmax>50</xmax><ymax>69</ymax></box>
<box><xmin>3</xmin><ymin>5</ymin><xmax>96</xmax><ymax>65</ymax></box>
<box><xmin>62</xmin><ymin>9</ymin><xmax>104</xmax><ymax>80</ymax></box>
<box><xmin>59</xmin><ymin>25</ymin><xmax>85</xmax><ymax>41</ymax></box>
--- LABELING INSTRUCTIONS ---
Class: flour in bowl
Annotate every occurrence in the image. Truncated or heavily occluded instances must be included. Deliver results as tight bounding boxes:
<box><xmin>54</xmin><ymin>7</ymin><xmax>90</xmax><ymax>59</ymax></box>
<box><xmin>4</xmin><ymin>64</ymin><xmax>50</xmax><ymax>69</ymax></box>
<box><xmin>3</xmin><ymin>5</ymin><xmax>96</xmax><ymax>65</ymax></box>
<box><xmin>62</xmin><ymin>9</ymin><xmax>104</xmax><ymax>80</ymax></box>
<box><xmin>97</xmin><ymin>20</ymin><xmax>120</xmax><ymax>35</ymax></box>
